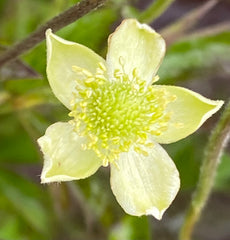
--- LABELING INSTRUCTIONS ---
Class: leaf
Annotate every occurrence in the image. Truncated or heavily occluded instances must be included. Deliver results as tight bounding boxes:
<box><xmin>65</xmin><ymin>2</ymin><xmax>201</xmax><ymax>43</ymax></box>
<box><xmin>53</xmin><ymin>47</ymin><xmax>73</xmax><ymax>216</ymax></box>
<box><xmin>0</xmin><ymin>114</ymin><xmax>40</xmax><ymax>163</ymax></box>
<box><xmin>0</xmin><ymin>169</ymin><xmax>52</xmax><ymax>237</ymax></box>
<box><xmin>4</xmin><ymin>78</ymin><xmax>44</xmax><ymax>95</ymax></box>
<box><xmin>0</xmin><ymin>216</ymin><xmax>24</xmax><ymax>240</ymax></box>
<box><xmin>58</xmin><ymin>7</ymin><xmax>118</xmax><ymax>53</ymax></box>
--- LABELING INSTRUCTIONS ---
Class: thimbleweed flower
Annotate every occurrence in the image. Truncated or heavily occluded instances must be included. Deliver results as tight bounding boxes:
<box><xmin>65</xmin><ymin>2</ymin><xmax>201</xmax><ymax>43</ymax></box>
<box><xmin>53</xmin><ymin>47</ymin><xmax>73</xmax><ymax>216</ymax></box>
<box><xmin>38</xmin><ymin>19</ymin><xmax>223</xmax><ymax>220</ymax></box>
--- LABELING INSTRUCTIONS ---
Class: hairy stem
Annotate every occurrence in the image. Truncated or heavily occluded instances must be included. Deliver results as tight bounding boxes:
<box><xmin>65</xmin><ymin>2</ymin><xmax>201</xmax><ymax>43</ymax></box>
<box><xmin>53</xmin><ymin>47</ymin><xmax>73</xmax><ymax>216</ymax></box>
<box><xmin>138</xmin><ymin>0</ymin><xmax>175</xmax><ymax>24</ymax></box>
<box><xmin>0</xmin><ymin>0</ymin><xmax>107</xmax><ymax>68</ymax></box>
<box><xmin>179</xmin><ymin>101</ymin><xmax>230</xmax><ymax>240</ymax></box>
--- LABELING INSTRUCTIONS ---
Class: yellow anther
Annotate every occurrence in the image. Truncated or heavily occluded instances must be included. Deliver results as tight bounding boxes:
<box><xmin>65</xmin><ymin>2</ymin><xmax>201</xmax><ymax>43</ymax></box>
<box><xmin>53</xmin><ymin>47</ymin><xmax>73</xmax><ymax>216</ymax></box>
<box><xmin>158</xmin><ymin>125</ymin><xmax>168</xmax><ymax>132</ymax></box>
<box><xmin>122</xmin><ymin>74</ymin><xmax>129</xmax><ymax>82</ymax></box>
<box><xmin>80</xmin><ymin>101</ymin><xmax>87</xmax><ymax>108</ymax></box>
<box><xmin>101</xmin><ymin>142</ymin><xmax>109</xmax><ymax>149</ymax></box>
<box><xmin>150</xmin><ymin>129</ymin><xmax>162</xmax><ymax>136</ymax></box>
<box><xmin>112</xmin><ymin>161</ymin><xmax>120</xmax><ymax>170</ymax></box>
<box><xmin>136</xmin><ymin>138</ymin><xmax>146</xmax><ymax>144</ymax></box>
<box><xmin>102</xmin><ymin>157</ymin><xmax>109</xmax><ymax>167</ymax></box>
<box><xmin>86</xmin><ymin>90</ymin><xmax>92</xmax><ymax>98</ymax></box>
<box><xmin>72</xmin><ymin>65</ymin><xmax>82</xmax><ymax>72</ymax></box>
<box><xmin>119</xmin><ymin>56</ymin><xmax>125</xmax><ymax>67</ymax></box>
<box><xmin>74</xmin><ymin>120</ymin><xmax>81</xmax><ymax>129</ymax></box>
<box><xmin>78</xmin><ymin>112</ymin><xmax>86</xmax><ymax>120</ymax></box>
<box><xmin>68</xmin><ymin>120</ymin><xmax>75</xmax><ymax>126</ymax></box>
<box><xmin>119</xmin><ymin>144</ymin><xmax>129</xmax><ymax>152</ymax></box>
<box><xmin>82</xmin><ymin>69</ymin><xmax>93</xmax><ymax>77</ymax></box>
<box><xmin>97</xmin><ymin>78</ymin><xmax>106</xmax><ymax>85</ymax></box>
<box><xmin>85</xmin><ymin>77</ymin><xmax>95</xmax><ymax>83</ymax></box>
<box><xmin>174</xmin><ymin>122</ymin><xmax>184</xmax><ymax>128</ymax></box>
<box><xmin>98</xmin><ymin>62</ymin><xmax>106</xmax><ymax>72</ymax></box>
<box><xmin>139</xmin><ymin>132</ymin><xmax>148</xmax><ymax>141</ymax></box>
<box><xmin>134</xmin><ymin>146</ymin><xmax>141</xmax><ymax>153</ymax></box>
<box><xmin>95</xmin><ymin>74</ymin><xmax>106</xmax><ymax>79</ymax></box>
<box><xmin>72</xmin><ymin>66</ymin><xmax>93</xmax><ymax>77</ymax></box>
<box><xmin>134</xmin><ymin>146</ymin><xmax>148</xmax><ymax>156</ymax></box>
<box><xmin>142</xmin><ymin>150</ymin><xmax>149</xmax><ymax>156</ymax></box>
<box><xmin>81</xmin><ymin>144</ymin><xmax>88</xmax><ymax>151</ymax></box>
<box><xmin>145</xmin><ymin>142</ymin><xmax>154</xmax><ymax>148</ymax></box>
<box><xmin>132</xmin><ymin>68</ymin><xmax>139</xmax><ymax>78</ymax></box>
<box><xmin>114</xmin><ymin>69</ymin><xmax>123</xmax><ymax>78</ymax></box>
<box><xmin>169</xmin><ymin>94</ymin><xmax>177</xmax><ymax>102</ymax></box>
<box><xmin>112</xmin><ymin>136</ymin><xmax>120</xmax><ymax>144</ymax></box>
<box><xmin>75</xmin><ymin>85</ymin><xmax>83</xmax><ymax>92</ymax></box>
<box><xmin>89</xmin><ymin>134</ymin><xmax>98</xmax><ymax>143</ymax></box>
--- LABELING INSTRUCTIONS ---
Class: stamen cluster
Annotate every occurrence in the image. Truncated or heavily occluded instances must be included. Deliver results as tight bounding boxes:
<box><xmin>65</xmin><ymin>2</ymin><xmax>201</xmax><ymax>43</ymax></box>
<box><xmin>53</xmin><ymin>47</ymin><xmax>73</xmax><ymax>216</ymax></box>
<box><xmin>69</xmin><ymin>63</ymin><xmax>175</xmax><ymax>166</ymax></box>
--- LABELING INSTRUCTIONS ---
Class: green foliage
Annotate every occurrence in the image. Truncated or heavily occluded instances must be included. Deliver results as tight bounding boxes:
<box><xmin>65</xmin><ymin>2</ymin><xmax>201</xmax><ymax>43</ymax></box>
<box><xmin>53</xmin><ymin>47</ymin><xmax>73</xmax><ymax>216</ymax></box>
<box><xmin>0</xmin><ymin>169</ymin><xmax>53</xmax><ymax>240</ymax></box>
<box><xmin>159</xmin><ymin>32</ymin><xmax>230</xmax><ymax>85</ymax></box>
<box><xmin>59</xmin><ymin>7</ymin><xmax>117</xmax><ymax>53</ymax></box>
<box><xmin>0</xmin><ymin>114</ymin><xmax>39</xmax><ymax>163</ymax></box>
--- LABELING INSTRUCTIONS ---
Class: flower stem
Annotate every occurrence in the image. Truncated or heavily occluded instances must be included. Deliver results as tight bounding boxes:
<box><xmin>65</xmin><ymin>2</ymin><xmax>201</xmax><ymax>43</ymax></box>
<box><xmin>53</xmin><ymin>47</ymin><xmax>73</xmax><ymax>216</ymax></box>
<box><xmin>0</xmin><ymin>0</ymin><xmax>107</xmax><ymax>68</ymax></box>
<box><xmin>138</xmin><ymin>0</ymin><xmax>175</xmax><ymax>24</ymax></box>
<box><xmin>179</xmin><ymin>100</ymin><xmax>230</xmax><ymax>240</ymax></box>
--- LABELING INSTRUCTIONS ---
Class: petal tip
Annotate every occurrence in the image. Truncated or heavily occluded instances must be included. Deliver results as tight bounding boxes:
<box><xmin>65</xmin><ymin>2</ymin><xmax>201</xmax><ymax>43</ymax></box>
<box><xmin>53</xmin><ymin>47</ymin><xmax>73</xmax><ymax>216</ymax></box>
<box><xmin>202</xmin><ymin>99</ymin><xmax>224</xmax><ymax>124</ymax></box>
<box><xmin>146</xmin><ymin>206</ymin><xmax>166</xmax><ymax>220</ymax></box>
<box><xmin>40</xmin><ymin>167</ymin><xmax>52</xmax><ymax>184</ymax></box>
<box><xmin>215</xmin><ymin>100</ymin><xmax>224</xmax><ymax>110</ymax></box>
<box><xmin>37</xmin><ymin>135</ymin><xmax>50</xmax><ymax>152</ymax></box>
<box><xmin>107</xmin><ymin>18</ymin><xmax>166</xmax><ymax>83</ymax></box>
<box><xmin>45</xmin><ymin>28</ymin><xmax>52</xmax><ymax>37</ymax></box>
<box><xmin>40</xmin><ymin>177</ymin><xmax>49</xmax><ymax>184</ymax></box>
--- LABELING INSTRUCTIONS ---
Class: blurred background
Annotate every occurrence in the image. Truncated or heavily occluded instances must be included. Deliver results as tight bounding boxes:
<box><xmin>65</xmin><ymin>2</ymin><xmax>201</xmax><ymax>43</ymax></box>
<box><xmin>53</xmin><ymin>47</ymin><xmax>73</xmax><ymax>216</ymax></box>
<box><xmin>0</xmin><ymin>0</ymin><xmax>230</xmax><ymax>239</ymax></box>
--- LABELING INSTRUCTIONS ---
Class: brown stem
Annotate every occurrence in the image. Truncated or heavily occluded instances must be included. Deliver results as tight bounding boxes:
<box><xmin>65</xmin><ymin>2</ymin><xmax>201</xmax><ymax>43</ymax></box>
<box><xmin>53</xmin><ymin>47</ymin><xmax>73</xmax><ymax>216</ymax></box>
<box><xmin>0</xmin><ymin>0</ymin><xmax>107</xmax><ymax>68</ymax></box>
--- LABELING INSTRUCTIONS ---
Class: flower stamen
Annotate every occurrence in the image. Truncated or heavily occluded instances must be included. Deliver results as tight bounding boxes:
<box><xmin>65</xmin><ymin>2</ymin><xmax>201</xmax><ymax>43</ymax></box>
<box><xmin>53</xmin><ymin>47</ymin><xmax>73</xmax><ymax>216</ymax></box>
<box><xmin>69</xmin><ymin>63</ymin><xmax>176</xmax><ymax>164</ymax></box>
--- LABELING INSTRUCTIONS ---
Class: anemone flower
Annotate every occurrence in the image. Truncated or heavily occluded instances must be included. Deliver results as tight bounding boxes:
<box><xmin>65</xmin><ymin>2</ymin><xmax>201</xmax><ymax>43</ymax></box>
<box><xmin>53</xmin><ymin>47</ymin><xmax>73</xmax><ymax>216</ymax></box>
<box><xmin>38</xmin><ymin>19</ymin><xmax>223</xmax><ymax>220</ymax></box>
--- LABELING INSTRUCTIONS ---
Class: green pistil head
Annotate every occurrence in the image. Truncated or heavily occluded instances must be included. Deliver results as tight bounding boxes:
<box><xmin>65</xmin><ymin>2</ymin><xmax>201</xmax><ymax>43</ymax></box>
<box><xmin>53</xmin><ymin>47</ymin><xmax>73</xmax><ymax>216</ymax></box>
<box><xmin>69</xmin><ymin>63</ymin><xmax>175</xmax><ymax>166</ymax></box>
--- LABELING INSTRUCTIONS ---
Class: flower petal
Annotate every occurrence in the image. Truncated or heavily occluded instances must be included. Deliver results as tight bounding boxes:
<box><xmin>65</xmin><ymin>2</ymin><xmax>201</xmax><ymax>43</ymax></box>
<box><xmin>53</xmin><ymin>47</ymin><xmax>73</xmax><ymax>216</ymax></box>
<box><xmin>106</xmin><ymin>19</ymin><xmax>165</xmax><ymax>85</ymax></box>
<box><xmin>110</xmin><ymin>143</ymin><xmax>180</xmax><ymax>220</ymax></box>
<box><xmin>46</xmin><ymin>29</ymin><xmax>106</xmax><ymax>109</ymax></box>
<box><xmin>38</xmin><ymin>122</ymin><xmax>102</xmax><ymax>183</ymax></box>
<box><xmin>152</xmin><ymin>85</ymin><xmax>224</xmax><ymax>144</ymax></box>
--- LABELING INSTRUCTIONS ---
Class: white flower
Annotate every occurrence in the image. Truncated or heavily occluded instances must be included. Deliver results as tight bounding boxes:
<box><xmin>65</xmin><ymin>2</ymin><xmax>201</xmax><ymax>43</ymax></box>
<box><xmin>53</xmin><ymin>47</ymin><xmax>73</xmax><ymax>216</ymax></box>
<box><xmin>38</xmin><ymin>19</ymin><xmax>223</xmax><ymax>220</ymax></box>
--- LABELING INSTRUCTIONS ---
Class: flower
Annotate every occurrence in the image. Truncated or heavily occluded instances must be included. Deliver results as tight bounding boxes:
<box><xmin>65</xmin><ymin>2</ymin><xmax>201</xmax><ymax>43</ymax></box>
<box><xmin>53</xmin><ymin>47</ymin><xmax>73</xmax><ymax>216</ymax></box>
<box><xmin>38</xmin><ymin>19</ymin><xmax>223</xmax><ymax>220</ymax></box>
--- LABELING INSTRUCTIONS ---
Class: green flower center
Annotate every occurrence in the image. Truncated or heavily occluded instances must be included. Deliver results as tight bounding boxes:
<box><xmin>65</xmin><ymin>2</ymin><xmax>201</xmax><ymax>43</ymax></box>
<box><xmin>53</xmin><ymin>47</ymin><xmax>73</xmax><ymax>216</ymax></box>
<box><xmin>69</xmin><ymin>62</ymin><xmax>175</xmax><ymax>166</ymax></box>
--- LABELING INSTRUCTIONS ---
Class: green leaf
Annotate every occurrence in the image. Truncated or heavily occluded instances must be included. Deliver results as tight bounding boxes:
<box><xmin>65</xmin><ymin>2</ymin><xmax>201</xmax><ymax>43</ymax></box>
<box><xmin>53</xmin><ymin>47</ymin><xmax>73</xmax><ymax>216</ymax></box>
<box><xmin>59</xmin><ymin>8</ymin><xmax>118</xmax><ymax>53</ymax></box>
<box><xmin>0</xmin><ymin>169</ymin><xmax>52</xmax><ymax>237</ymax></box>
<box><xmin>4</xmin><ymin>79</ymin><xmax>44</xmax><ymax>95</ymax></box>
<box><xmin>0</xmin><ymin>216</ymin><xmax>24</xmax><ymax>240</ymax></box>
<box><xmin>0</xmin><ymin>114</ymin><xmax>39</xmax><ymax>163</ymax></box>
